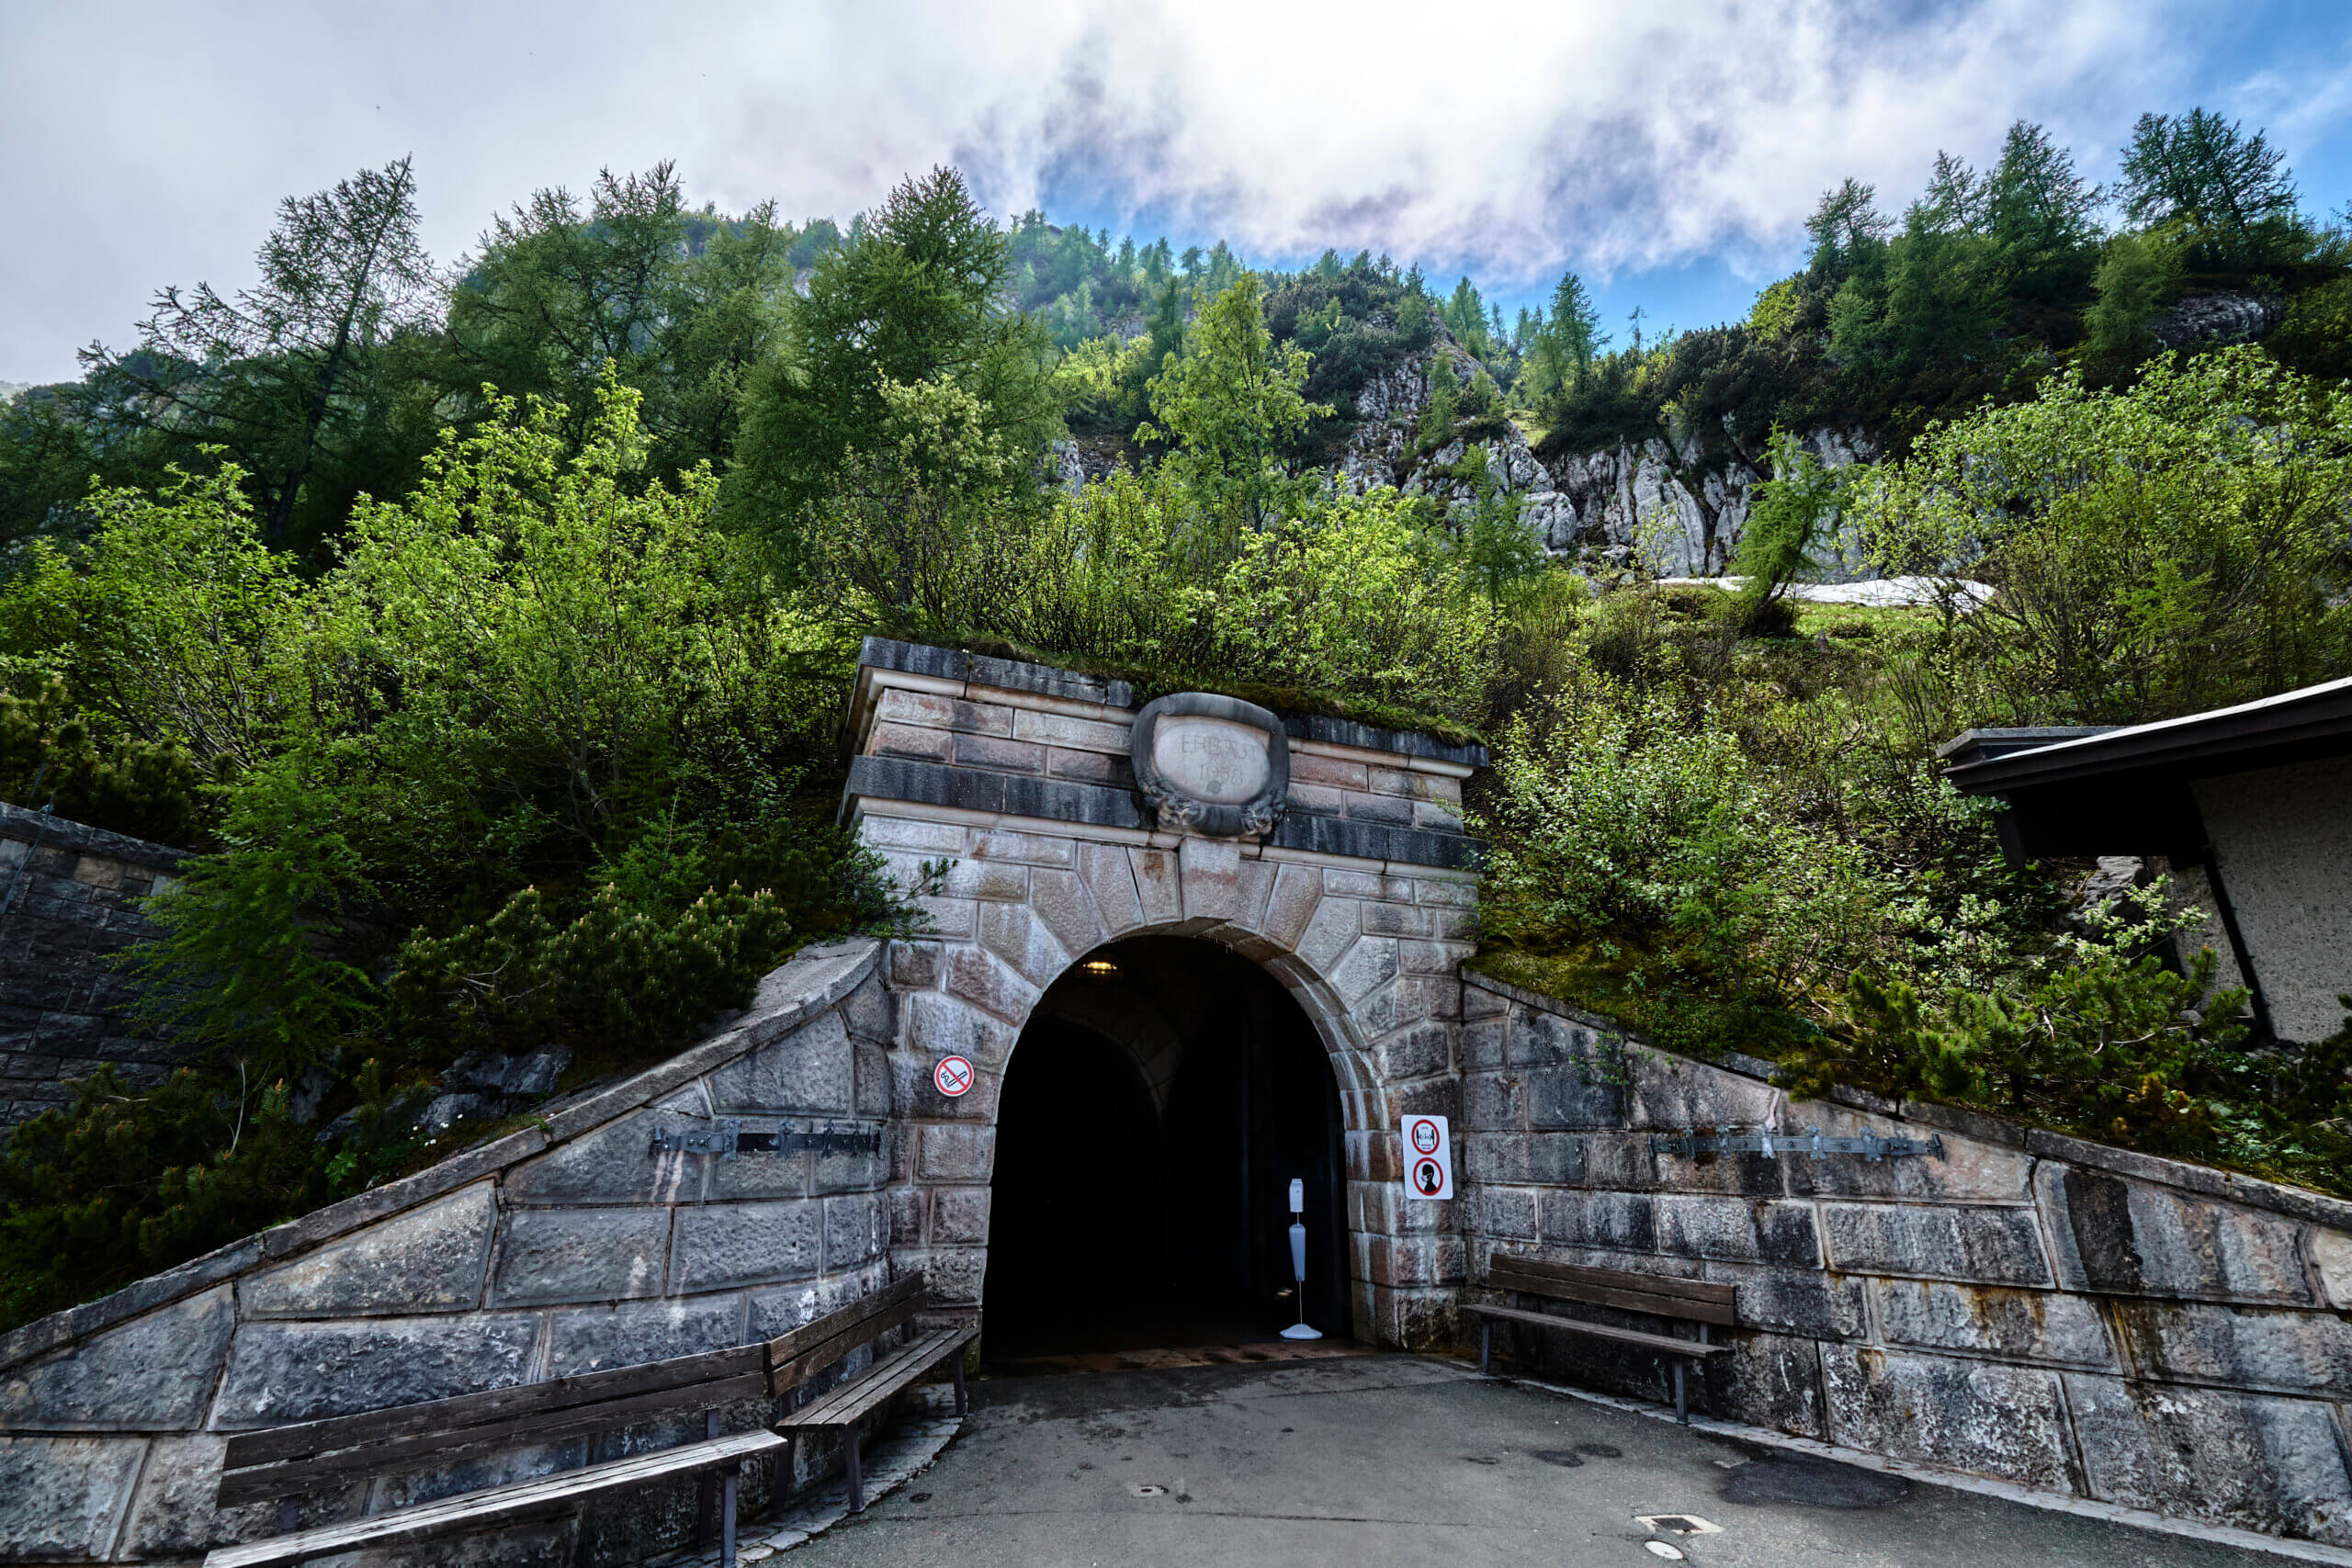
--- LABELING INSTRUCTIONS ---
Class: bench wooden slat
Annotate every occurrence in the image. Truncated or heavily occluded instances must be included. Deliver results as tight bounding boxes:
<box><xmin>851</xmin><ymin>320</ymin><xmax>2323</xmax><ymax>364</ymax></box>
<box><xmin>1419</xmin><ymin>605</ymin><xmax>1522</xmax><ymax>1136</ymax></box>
<box><xmin>1489</xmin><ymin>1254</ymin><xmax>1736</xmax><ymax>1310</ymax></box>
<box><xmin>220</xmin><ymin>1340</ymin><xmax>770</xmax><ymax>1472</ymax></box>
<box><xmin>215</xmin><ymin>1371</ymin><xmax>772</xmax><ymax>1508</ymax></box>
<box><xmin>778</xmin><ymin>1326</ymin><xmax>973</xmax><ymax>1430</ymax></box>
<box><xmin>1489</xmin><ymin>1261</ymin><xmax>1737</xmax><ymax>1327</ymax></box>
<box><xmin>770</xmin><ymin>1296</ymin><xmax>921</xmax><ymax>1394</ymax></box>
<box><xmin>765</xmin><ymin>1273</ymin><xmax>924</xmax><ymax>1370</ymax></box>
<box><xmin>1465</xmin><ymin>1303</ymin><xmax>1729</xmax><ymax>1359</ymax></box>
<box><xmin>202</xmin><ymin>1429</ymin><xmax>786</xmax><ymax>1568</ymax></box>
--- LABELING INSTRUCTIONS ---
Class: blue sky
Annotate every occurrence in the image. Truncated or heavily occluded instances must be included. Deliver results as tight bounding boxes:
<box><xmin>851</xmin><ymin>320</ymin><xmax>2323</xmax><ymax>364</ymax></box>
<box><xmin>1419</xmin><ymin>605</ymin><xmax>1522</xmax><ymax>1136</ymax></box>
<box><xmin>4</xmin><ymin>0</ymin><xmax>2350</xmax><ymax>384</ymax></box>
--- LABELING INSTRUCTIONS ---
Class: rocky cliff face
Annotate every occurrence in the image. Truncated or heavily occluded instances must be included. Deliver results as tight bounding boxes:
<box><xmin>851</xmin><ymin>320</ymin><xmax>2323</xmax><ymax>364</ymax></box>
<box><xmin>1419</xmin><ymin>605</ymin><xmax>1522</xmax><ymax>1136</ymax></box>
<box><xmin>1337</xmin><ymin>344</ymin><xmax>1878</xmax><ymax>579</ymax></box>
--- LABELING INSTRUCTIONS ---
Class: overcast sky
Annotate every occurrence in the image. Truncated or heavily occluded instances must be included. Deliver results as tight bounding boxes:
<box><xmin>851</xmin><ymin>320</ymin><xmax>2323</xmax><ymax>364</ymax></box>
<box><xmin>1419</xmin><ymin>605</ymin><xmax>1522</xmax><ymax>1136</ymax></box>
<box><xmin>5</xmin><ymin>0</ymin><xmax>2350</xmax><ymax>385</ymax></box>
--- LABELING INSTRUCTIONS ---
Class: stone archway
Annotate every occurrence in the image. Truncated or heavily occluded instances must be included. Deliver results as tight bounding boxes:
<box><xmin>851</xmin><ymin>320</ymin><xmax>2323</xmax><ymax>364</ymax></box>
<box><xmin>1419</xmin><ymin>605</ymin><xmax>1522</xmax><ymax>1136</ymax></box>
<box><xmin>839</xmin><ymin>639</ymin><xmax>1487</xmax><ymax>1347</ymax></box>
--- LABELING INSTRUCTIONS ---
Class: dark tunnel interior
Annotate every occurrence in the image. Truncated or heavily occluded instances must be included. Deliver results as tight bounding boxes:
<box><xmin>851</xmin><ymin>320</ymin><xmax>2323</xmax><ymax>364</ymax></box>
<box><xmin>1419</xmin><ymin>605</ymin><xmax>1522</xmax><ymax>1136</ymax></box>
<box><xmin>980</xmin><ymin>936</ymin><xmax>1350</xmax><ymax>1364</ymax></box>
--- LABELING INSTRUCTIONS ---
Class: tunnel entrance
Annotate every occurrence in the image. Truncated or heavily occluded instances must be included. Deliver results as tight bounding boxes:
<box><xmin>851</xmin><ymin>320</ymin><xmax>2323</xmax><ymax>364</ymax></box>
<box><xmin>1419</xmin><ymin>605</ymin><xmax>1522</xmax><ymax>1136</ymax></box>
<box><xmin>981</xmin><ymin>936</ymin><xmax>1350</xmax><ymax>1365</ymax></box>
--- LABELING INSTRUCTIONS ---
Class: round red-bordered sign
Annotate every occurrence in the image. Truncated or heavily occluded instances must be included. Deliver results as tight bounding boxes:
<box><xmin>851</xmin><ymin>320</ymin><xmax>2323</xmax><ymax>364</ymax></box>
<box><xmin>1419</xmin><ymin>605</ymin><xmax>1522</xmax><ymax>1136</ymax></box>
<box><xmin>933</xmin><ymin>1055</ymin><xmax>975</xmax><ymax>1098</ymax></box>
<box><xmin>1412</xmin><ymin>1156</ymin><xmax>1446</xmax><ymax>1196</ymax></box>
<box><xmin>1409</xmin><ymin>1117</ymin><xmax>1442</xmax><ymax>1156</ymax></box>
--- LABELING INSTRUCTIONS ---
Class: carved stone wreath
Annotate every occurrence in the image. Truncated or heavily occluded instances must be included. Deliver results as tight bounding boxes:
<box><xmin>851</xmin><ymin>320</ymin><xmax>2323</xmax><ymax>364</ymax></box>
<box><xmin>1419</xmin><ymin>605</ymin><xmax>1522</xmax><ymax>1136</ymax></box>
<box><xmin>1129</xmin><ymin>693</ymin><xmax>1291</xmax><ymax>839</ymax></box>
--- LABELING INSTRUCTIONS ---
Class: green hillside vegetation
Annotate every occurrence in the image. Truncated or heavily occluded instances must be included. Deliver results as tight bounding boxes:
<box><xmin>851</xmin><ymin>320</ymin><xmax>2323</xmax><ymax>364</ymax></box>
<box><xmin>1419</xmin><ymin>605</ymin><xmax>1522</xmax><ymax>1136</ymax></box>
<box><xmin>1</xmin><ymin>111</ymin><xmax>2349</xmax><ymax>1326</ymax></box>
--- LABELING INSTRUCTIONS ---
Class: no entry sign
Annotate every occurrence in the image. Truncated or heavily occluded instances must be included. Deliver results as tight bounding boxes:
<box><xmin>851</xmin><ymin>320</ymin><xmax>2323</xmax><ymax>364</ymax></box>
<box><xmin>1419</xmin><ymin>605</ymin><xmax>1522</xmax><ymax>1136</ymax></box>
<box><xmin>933</xmin><ymin>1055</ymin><xmax>975</xmax><ymax>1099</ymax></box>
<box><xmin>1401</xmin><ymin>1114</ymin><xmax>1453</xmax><ymax>1201</ymax></box>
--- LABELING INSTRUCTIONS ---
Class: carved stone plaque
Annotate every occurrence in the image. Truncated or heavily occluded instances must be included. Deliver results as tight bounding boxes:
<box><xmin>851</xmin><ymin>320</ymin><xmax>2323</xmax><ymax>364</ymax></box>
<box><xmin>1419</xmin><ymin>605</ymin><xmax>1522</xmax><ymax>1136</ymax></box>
<box><xmin>1130</xmin><ymin>693</ymin><xmax>1290</xmax><ymax>838</ymax></box>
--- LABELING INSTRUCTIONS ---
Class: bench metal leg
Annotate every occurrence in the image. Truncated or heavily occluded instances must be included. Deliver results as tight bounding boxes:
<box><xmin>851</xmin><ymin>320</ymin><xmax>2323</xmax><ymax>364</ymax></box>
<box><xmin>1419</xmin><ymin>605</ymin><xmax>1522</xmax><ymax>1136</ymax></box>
<box><xmin>721</xmin><ymin>1461</ymin><xmax>740</xmax><ymax>1568</ymax></box>
<box><xmin>1479</xmin><ymin>1319</ymin><xmax>1493</xmax><ymax>1376</ymax></box>
<box><xmin>845</xmin><ymin>1427</ymin><xmax>865</xmax><ymax>1513</ymax></box>
<box><xmin>1672</xmin><ymin>1360</ymin><xmax>1687</xmax><ymax>1425</ymax></box>
<box><xmin>951</xmin><ymin>1348</ymin><xmax>967</xmax><ymax>1416</ymax></box>
<box><xmin>696</xmin><ymin>1409</ymin><xmax>719</xmax><ymax>1549</ymax></box>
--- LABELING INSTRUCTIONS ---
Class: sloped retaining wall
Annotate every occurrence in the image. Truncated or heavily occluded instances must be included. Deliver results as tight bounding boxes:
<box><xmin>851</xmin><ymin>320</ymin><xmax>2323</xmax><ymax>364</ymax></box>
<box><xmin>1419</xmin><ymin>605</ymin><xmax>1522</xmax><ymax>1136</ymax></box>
<box><xmin>1459</xmin><ymin>970</ymin><xmax>2352</xmax><ymax>1548</ymax></box>
<box><xmin>0</xmin><ymin>939</ymin><xmax>897</xmax><ymax>1564</ymax></box>
<box><xmin>0</xmin><ymin>804</ymin><xmax>189</xmax><ymax>1131</ymax></box>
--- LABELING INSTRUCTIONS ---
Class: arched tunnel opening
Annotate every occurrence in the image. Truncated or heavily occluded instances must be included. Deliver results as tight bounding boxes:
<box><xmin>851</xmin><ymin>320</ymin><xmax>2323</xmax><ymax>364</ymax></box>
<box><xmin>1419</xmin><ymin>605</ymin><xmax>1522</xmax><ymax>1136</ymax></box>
<box><xmin>980</xmin><ymin>935</ymin><xmax>1350</xmax><ymax>1365</ymax></box>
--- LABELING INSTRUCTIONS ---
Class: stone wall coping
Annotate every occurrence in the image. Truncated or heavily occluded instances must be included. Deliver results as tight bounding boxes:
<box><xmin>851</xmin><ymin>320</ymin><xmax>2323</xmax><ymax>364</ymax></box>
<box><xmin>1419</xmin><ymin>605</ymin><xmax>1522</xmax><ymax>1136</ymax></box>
<box><xmin>0</xmin><ymin>799</ymin><xmax>188</xmax><ymax>872</ymax></box>
<box><xmin>1462</xmin><ymin>968</ymin><xmax>2352</xmax><ymax>1235</ymax></box>
<box><xmin>854</xmin><ymin>637</ymin><xmax>1489</xmax><ymax>769</ymax></box>
<box><xmin>0</xmin><ymin>936</ymin><xmax>884</xmax><ymax>1377</ymax></box>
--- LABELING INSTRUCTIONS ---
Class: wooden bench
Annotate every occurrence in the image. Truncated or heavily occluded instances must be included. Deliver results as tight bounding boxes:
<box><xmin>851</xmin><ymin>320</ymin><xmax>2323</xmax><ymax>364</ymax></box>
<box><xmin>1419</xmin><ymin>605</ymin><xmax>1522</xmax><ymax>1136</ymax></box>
<box><xmin>207</xmin><ymin>1340</ymin><xmax>785</xmax><ymax>1567</ymax></box>
<box><xmin>768</xmin><ymin>1271</ymin><xmax>976</xmax><ymax>1512</ymax></box>
<box><xmin>1466</xmin><ymin>1253</ymin><xmax>1736</xmax><ymax>1424</ymax></box>
<box><xmin>205</xmin><ymin>1269</ymin><xmax>973</xmax><ymax>1567</ymax></box>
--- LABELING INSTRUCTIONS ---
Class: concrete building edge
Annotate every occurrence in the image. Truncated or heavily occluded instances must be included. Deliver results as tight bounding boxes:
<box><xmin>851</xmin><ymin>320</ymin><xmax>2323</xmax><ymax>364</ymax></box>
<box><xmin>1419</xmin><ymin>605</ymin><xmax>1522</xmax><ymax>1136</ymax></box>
<box><xmin>1497</xmin><ymin>1368</ymin><xmax>2352</xmax><ymax>1566</ymax></box>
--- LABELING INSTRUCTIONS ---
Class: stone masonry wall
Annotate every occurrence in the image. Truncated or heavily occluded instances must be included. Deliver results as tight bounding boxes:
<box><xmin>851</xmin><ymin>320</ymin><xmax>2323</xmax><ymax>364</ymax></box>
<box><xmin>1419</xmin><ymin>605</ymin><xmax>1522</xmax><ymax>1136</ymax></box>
<box><xmin>840</xmin><ymin>639</ymin><xmax>1485</xmax><ymax>1347</ymax></box>
<box><xmin>0</xmin><ymin>939</ymin><xmax>896</xmax><ymax>1565</ymax></box>
<box><xmin>1460</xmin><ymin>970</ymin><xmax>2352</xmax><ymax>1549</ymax></box>
<box><xmin>0</xmin><ymin>803</ymin><xmax>189</xmax><ymax>1130</ymax></box>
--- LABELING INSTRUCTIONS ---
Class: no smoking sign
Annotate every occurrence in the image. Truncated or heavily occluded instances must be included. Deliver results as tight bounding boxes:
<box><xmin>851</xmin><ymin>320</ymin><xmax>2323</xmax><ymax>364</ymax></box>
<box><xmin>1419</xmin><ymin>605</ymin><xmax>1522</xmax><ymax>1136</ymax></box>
<box><xmin>933</xmin><ymin>1055</ymin><xmax>974</xmax><ymax>1099</ymax></box>
<box><xmin>1401</xmin><ymin>1114</ymin><xmax>1453</xmax><ymax>1201</ymax></box>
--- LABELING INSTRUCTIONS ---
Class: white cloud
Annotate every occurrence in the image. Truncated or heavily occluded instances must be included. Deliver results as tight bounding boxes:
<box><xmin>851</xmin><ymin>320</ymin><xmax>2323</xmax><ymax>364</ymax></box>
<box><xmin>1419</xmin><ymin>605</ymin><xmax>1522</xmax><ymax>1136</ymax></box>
<box><xmin>0</xmin><ymin>0</ymin><xmax>2270</xmax><ymax>381</ymax></box>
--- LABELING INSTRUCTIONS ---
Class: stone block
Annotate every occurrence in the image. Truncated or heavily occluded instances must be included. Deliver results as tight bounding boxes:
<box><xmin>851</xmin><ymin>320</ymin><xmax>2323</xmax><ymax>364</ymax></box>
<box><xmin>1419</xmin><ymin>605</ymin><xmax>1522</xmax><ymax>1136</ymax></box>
<box><xmin>1701</xmin><ymin>1263</ymin><xmax>1865</xmax><ymax>1339</ymax></box>
<box><xmin>1047</xmin><ymin>746</ymin><xmax>1130</xmax><ymax>786</ymax></box>
<box><xmin>1616</xmin><ymin>1134</ymin><xmax>1784</xmax><ymax>1197</ymax></box>
<box><xmin>241</xmin><ymin>1185</ymin><xmax>496</xmax><ymax>1318</ymax></box>
<box><xmin>668</xmin><ymin>1200</ymin><xmax>822</xmax><ymax>1292</ymax></box>
<box><xmin>1</xmin><ymin>1286</ymin><xmax>233</xmax><ymax>1428</ymax></box>
<box><xmin>1012</xmin><ymin>707</ymin><xmax>1129</xmax><ymax>753</ymax></box>
<box><xmin>1128</xmin><ymin>847</ymin><xmax>1182</xmax><ymax>927</ymax></box>
<box><xmin>1378</xmin><ymin>1022</ymin><xmax>1451</xmax><ymax>1081</ymax></box>
<box><xmin>1525</xmin><ymin>1063</ymin><xmax>1625</xmax><ymax>1130</ymax></box>
<box><xmin>746</xmin><ymin>1264</ymin><xmax>889</xmax><ymax>1343</ymax></box>
<box><xmin>1822</xmin><ymin>1202</ymin><xmax>2050</xmax><ymax>1285</ymax></box>
<box><xmin>1477</xmin><ymin>1186</ymin><xmax>1538</xmax><ymax>1240</ymax></box>
<box><xmin>213</xmin><ymin>1315</ymin><xmax>541</xmax><ymax>1426</ymax></box>
<box><xmin>1783</xmin><ymin>1106</ymin><xmax>2035</xmax><ymax>1203</ymax></box>
<box><xmin>1291</xmin><ymin>751</ymin><xmax>1368</xmax><ymax>790</ymax></box>
<box><xmin>1819</xmin><ymin>1346</ymin><xmax>2076</xmax><ymax>1489</ymax></box>
<box><xmin>888</xmin><ymin>1187</ymin><xmax>928</xmax><ymax>1247</ymax></box>
<box><xmin>1458</xmin><ymin>1019</ymin><xmax>1505</xmax><ymax>1070</ymax></box>
<box><xmin>813</xmin><ymin>1137</ymin><xmax>888</xmax><ymax>1196</ymax></box>
<box><xmin>857</xmin><ymin>814</ymin><xmax>965</xmax><ymax>855</ymax></box>
<box><xmin>1344</xmin><ymin>789</ymin><xmax>1415</xmax><ymax>827</ymax></box>
<box><xmin>491</xmin><ymin>1207</ymin><xmax>674</xmax><ymax>1306</ymax></box>
<box><xmin>545</xmin><ymin>1295</ymin><xmax>746</xmax><ymax>1377</ymax></box>
<box><xmin>1652</xmin><ymin>1196</ymin><xmax>1820</xmax><ymax>1267</ymax></box>
<box><xmin>952</xmin><ymin>731</ymin><xmax>1046</xmax><ymax>773</ymax></box>
<box><xmin>2038</xmin><ymin>1166</ymin><xmax>2313</xmax><ymax>1303</ymax></box>
<box><xmin>854</xmin><ymin>1039</ymin><xmax>891</xmax><ymax>1117</ymax></box>
<box><xmin>977</xmin><ymin>901</ymin><xmax>1069</xmax><ymax>990</ymax></box>
<box><xmin>1539</xmin><ymin>1190</ymin><xmax>1657</xmax><ymax>1253</ymax></box>
<box><xmin>1876</xmin><ymin>1280</ymin><xmax>2117</xmax><ymax>1368</ymax></box>
<box><xmin>931</xmin><ymin>1186</ymin><xmax>992</xmax><ymax>1245</ymax></box>
<box><xmin>2107</xmin><ymin>1299</ymin><xmax>2352</xmax><ymax>1396</ymax></box>
<box><xmin>0</xmin><ymin>1435</ymin><xmax>144</xmax><ymax>1559</ymax></box>
<box><xmin>1027</xmin><ymin>868</ymin><xmax>1108</xmax><ymax>961</ymax></box>
<box><xmin>924</xmin><ymin>1246</ymin><xmax>989</xmax><ymax>1308</ymax></box>
<box><xmin>118</xmin><ymin>1432</ymin><xmax>226</xmax><ymax>1557</ymax></box>
<box><xmin>1702</xmin><ymin>1330</ymin><xmax>1826</xmax><ymax>1438</ymax></box>
<box><xmin>1293</xmin><ymin>896</ymin><xmax>1362</xmax><ymax>978</ymax></box>
<box><xmin>870</xmin><ymin>720</ymin><xmax>952</xmax><ymax>762</ymax></box>
<box><xmin>887</xmin><ymin>939</ymin><xmax>943</xmax><ymax>989</ymax></box>
<box><xmin>914</xmin><ymin>894</ymin><xmax>976</xmax><ymax>938</ymax></box>
<box><xmin>2316</xmin><ymin>1225</ymin><xmax>2352</xmax><ymax>1310</ymax></box>
<box><xmin>824</xmin><ymin>1191</ymin><xmax>886</xmax><ymax>1270</ymax></box>
<box><xmin>841</xmin><ymin>971</ymin><xmax>892</xmax><ymax>1044</ymax></box>
<box><xmin>1460</xmin><ymin>1071</ymin><xmax>1523</xmax><ymax>1133</ymax></box>
<box><xmin>874</xmin><ymin>687</ymin><xmax>1011</xmax><ymax>737</ymax></box>
<box><xmin>970</xmin><ymin>828</ymin><xmax>1079</xmax><ymax>867</ymax></box>
<box><xmin>2066</xmin><ymin>1373</ymin><xmax>2352</xmax><ymax>1544</ymax></box>
<box><xmin>704</xmin><ymin>1142</ymin><xmax>810</xmax><ymax>1202</ymax></box>
<box><xmin>1625</xmin><ymin>1054</ymin><xmax>1782</xmax><ymax>1131</ymax></box>
<box><xmin>918</xmin><ymin>1122</ymin><xmax>996</xmax><ymax>1181</ymax></box>
<box><xmin>1260</xmin><ymin>863</ymin><xmax>1322</xmax><ymax>952</ymax></box>
<box><xmin>503</xmin><ymin>1090</ymin><xmax>710</xmax><ymax>1204</ymax></box>
<box><xmin>1079</xmin><ymin>841</ymin><xmax>1145</xmax><ymax>937</ymax></box>
<box><xmin>1464</xmin><ymin>1130</ymin><xmax>1585</xmax><ymax>1186</ymax></box>
<box><xmin>943</xmin><ymin>942</ymin><xmax>1042</xmax><ymax>1026</ymax></box>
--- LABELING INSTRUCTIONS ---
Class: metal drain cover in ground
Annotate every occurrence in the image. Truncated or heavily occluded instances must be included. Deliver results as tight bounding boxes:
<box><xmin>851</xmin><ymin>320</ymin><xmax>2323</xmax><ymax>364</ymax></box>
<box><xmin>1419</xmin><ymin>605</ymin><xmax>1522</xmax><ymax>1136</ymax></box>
<box><xmin>1719</xmin><ymin>1455</ymin><xmax>1911</xmax><ymax>1508</ymax></box>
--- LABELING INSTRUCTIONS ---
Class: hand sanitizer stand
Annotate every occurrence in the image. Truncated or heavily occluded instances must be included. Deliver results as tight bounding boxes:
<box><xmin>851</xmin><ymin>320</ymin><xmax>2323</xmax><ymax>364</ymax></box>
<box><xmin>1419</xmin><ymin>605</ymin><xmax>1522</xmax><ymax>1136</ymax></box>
<box><xmin>1280</xmin><ymin>1178</ymin><xmax>1322</xmax><ymax>1340</ymax></box>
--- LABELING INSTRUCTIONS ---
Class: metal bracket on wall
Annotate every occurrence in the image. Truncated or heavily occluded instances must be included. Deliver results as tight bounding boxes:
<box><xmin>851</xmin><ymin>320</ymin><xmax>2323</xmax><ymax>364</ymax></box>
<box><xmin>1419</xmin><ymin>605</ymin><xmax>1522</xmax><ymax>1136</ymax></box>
<box><xmin>1649</xmin><ymin>1125</ymin><xmax>1944</xmax><ymax>1161</ymax></box>
<box><xmin>649</xmin><ymin>1118</ymin><xmax>885</xmax><ymax>1158</ymax></box>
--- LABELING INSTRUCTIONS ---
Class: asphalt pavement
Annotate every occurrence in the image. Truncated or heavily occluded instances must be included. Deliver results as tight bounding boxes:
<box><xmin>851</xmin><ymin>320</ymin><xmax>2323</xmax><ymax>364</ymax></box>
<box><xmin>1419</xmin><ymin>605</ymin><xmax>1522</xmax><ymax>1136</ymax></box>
<box><xmin>780</xmin><ymin>1351</ymin><xmax>2309</xmax><ymax>1568</ymax></box>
